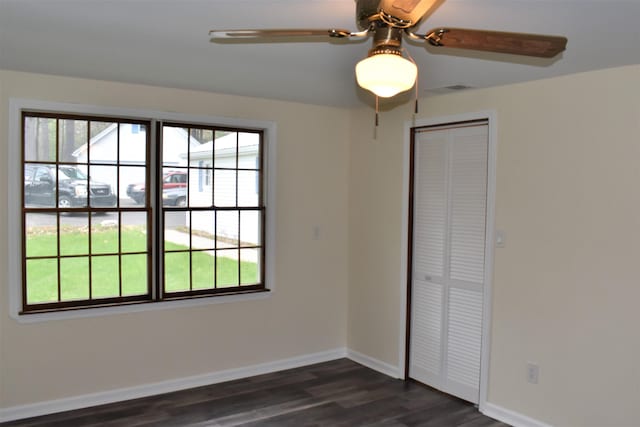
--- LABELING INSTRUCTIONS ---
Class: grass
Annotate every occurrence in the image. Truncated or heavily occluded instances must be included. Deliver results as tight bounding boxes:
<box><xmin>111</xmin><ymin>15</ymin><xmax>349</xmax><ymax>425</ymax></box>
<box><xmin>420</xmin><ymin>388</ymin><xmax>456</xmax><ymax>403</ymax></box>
<box><xmin>25</xmin><ymin>226</ymin><xmax>259</xmax><ymax>304</ymax></box>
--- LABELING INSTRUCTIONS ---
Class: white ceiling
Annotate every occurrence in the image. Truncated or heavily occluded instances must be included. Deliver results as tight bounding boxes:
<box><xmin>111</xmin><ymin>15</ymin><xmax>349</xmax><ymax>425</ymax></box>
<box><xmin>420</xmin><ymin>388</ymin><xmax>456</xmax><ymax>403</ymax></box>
<box><xmin>1</xmin><ymin>0</ymin><xmax>639</xmax><ymax>107</ymax></box>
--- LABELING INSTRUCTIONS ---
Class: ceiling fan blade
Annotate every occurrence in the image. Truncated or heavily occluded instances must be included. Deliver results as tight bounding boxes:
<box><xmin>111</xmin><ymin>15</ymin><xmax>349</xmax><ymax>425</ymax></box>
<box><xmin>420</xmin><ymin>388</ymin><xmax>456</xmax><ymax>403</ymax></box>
<box><xmin>209</xmin><ymin>28</ymin><xmax>360</xmax><ymax>40</ymax></box>
<box><xmin>378</xmin><ymin>0</ymin><xmax>445</xmax><ymax>26</ymax></box>
<box><xmin>425</xmin><ymin>28</ymin><xmax>567</xmax><ymax>58</ymax></box>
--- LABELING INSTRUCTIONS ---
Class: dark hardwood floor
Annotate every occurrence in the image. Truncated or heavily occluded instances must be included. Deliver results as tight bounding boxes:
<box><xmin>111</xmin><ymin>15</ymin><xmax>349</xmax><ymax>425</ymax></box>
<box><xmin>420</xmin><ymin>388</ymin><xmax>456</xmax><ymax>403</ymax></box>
<box><xmin>2</xmin><ymin>359</ymin><xmax>510</xmax><ymax>427</ymax></box>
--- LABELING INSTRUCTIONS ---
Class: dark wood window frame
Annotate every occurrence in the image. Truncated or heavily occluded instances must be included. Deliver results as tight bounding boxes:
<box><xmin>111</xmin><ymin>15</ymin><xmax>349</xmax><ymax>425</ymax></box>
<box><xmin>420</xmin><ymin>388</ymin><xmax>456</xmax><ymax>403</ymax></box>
<box><xmin>159</xmin><ymin>122</ymin><xmax>266</xmax><ymax>299</ymax></box>
<box><xmin>20</xmin><ymin>111</ymin><xmax>268</xmax><ymax>315</ymax></box>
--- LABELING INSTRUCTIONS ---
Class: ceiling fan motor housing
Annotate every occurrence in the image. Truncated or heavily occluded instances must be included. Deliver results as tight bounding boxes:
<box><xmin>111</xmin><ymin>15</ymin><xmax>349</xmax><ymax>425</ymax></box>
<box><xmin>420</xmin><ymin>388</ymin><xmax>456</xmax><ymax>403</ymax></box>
<box><xmin>368</xmin><ymin>25</ymin><xmax>405</xmax><ymax>58</ymax></box>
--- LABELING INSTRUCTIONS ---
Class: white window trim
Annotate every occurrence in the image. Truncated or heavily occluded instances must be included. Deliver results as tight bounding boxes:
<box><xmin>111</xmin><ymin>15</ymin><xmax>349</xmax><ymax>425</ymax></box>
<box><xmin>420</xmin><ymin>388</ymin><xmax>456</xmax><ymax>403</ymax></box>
<box><xmin>7</xmin><ymin>98</ymin><xmax>277</xmax><ymax>323</ymax></box>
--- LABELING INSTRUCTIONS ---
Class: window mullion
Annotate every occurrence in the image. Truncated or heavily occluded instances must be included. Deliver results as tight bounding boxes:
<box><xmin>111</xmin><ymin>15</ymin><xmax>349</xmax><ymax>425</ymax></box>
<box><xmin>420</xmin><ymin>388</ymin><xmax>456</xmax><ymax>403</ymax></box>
<box><xmin>56</xmin><ymin>212</ymin><xmax>62</xmax><ymax>302</ymax></box>
<box><xmin>237</xmin><ymin>209</ymin><xmax>241</xmax><ymax>285</ymax></box>
<box><xmin>87</xmin><ymin>121</ymin><xmax>93</xmax><ymax>300</ymax></box>
<box><xmin>155</xmin><ymin>120</ymin><xmax>163</xmax><ymax>301</ymax></box>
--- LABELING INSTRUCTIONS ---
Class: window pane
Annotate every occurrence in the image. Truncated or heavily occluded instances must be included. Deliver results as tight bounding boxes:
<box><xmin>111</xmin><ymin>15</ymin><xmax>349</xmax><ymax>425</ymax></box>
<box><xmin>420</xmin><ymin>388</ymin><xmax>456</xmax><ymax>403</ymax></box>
<box><xmin>24</xmin><ymin>163</ymin><xmax>57</xmax><ymax>208</ymax></box>
<box><xmin>190</xmin><ymin>141</ymin><xmax>213</xmax><ymax>164</ymax></box>
<box><xmin>188</xmin><ymin>168</ymin><xmax>212</xmax><ymax>208</ymax></box>
<box><xmin>91</xmin><ymin>256</ymin><xmax>120</xmax><ymax>298</ymax></box>
<box><xmin>122</xmin><ymin>166</ymin><xmax>147</xmax><ymax>206</ymax></box>
<box><xmin>164</xmin><ymin>211</ymin><xmax>189</xmax><ymax>251</ymax></box>
<box><xmin>26</xmin><ymin>258</ymin><xmax>58</xmax><ymax>304</ymax></box>
<box><xmin>25</xmin><ymin>213</ymin><xmax>58</xmax><ymax>257</ymax></box>
<box><xmin>217</xmin><ymin>250</ymin><xmax>239</xmax><ymax>287</ymax></box>
<box><xmin>238</xmin><ymin>170</ymin><xmax>259</xmax><ymax>207</ymax></box>
<box><xmin>87</xmin><ymin>121</ymin><xmax>117</xmax><ymax>163</ymax></box>
<box><xmin>214</xmin><ymin>132</ymin><xmax>237</xmax><ymax>168</ymax></box>
<box><xmin>120</xmin><ymin>123</ymin><xmax>146</xmax><ymax>166</ymax></box>
<box><xmin>191</xmin><ymin>128</ymin><xmax>212</xmax><ymax>145</ymax></box>
<box><xmin>237</xmin><ymin>132</ymin><xmax>260</xmax><ymax>169</ymax></box>
<box><xmin>89</xmin><ymin>121</ymin><xmax>115</xmax><ymax>159</ymax></box>
<box><xmin>161</xmin><ymin>168</ymin><xmax>189</xmax><ymax>184</ymax></box>
<box><xmin>214</xmin><ymin>170</ymin><xmax>236</xmax><ymax>207</ymax></box>
<box><xmin>91</xmin><ymin>214</ymin><xmax>119</xmax><ymax>254</ymax></box>
<box><xmin>217</xmin><ymin>210</ymin><xmax>239</xmax><ymax>247</ymax></box>
<box><xmin>24</xmin><ymin>116</ymin><xmax>57</xmax><ymax>162</ymax></box>
<box><xmin>191</xmin><ymin>211</ymin><xmax>215</xmax><ymax>250</ymax></box>
<box><xmin>161</xmin><ymin>167</ymin><xmax>188</xmax><ymax>207</ymax></box>
<box><xmin>58</xmin><ymin>165</ymin><xmax>89</xmax><ymax>208</ymax></box>
<box><xmin>162</xmin><ymin>187</ymin><xmax>188</xmax><ymax>207</ymax></box>
<box><xmin>88</xmin><ymin>165</ymin><xmax>118</xmax><ymax>207</ymax></box>
<box><xmin>121</xmin><ymin>212</ymin><xmax>147</xmax><ymax>253</ymax></box>
<box><xmin>164</xmin><ymin>252</ymin><xmax>190</xmax><ymax>292</ymax></box>
<box><xmin>240</xmin><ymin>211</ymin><xmax>261</xmax><ymax>247</ymax></box>
<box><xmin>121</xmin><ymin>254</ymin><xmax>148</xmax><ymax>296</ymax></box>
<box><xmin>60</xmin><ymin>214</ymin><xmax>89</xmax><ymax>256</ymax></box>
<box><xmin>163</xmin><ymin>126</ymin><xmax>189</xmax><ymax>167</ymax></box>
<box><xmin>58</xmin><ymin>119</ymin><xmax>88</xmax><ymax>164</ymax></box>
<box><xmin>240</xmin><ymin>249</ymin><xmax>260</xmax><ymax>285</ymax></box>
<box><xmin>60</xmin><ymin>257</ymin><xmax>90</xmax><ymax>301</ymax></box>
<box><xmin>192</xmin><ymin>251</ymin><xmax>215</xmax><ymax>290</ymax></box>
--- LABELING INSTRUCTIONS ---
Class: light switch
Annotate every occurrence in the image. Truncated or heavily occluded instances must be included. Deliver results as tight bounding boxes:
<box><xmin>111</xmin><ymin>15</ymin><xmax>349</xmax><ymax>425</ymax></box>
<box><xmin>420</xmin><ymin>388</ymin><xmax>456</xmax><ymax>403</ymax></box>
<box><xmin>496</xmin><ymin>230</ymin><xmax>505</xmax><ymax>248</ymax></box>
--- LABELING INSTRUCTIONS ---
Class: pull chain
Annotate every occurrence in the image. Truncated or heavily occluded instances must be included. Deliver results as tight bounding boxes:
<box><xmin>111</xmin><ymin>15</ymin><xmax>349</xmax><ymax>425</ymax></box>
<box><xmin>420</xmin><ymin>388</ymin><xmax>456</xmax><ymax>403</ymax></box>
<box><xmin>371</xmin><ymin>48</ymin><xmax>419</xmax><ymax>130</ymax></box>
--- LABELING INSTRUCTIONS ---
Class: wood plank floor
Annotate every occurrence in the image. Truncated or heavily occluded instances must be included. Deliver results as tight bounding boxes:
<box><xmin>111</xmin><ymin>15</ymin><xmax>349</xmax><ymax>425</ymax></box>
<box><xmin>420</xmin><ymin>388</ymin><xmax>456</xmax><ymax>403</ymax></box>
<box><xmin>1</xmin><ymin>359</ymin><xmax>510</xmax><ymax>427</ymax></box>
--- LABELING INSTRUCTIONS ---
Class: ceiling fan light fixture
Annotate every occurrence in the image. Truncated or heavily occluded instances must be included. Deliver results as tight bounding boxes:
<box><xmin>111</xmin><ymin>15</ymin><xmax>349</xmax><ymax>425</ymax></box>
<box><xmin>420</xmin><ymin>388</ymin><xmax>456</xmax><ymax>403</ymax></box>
<box><xmin>355</xmin><ymin>48</ymin><xmax>417</xmax><ymax>98</ymax></box>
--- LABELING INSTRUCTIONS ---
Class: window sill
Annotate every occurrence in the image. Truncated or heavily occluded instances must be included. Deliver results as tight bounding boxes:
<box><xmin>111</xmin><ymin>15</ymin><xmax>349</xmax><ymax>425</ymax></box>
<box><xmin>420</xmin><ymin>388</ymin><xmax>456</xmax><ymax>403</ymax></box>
<box><xmin>12</xmin><ymin>289</ymin><xmax>272</xmax><ymax>324</ymax></box>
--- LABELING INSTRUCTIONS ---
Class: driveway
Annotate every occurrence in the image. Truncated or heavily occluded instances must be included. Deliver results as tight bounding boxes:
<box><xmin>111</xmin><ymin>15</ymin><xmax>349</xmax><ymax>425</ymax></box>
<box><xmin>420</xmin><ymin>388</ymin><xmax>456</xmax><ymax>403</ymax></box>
<box><xmin>26</xmin><ymin>199</ymin><xmax>186</xmax><ymax>228</ymax></box>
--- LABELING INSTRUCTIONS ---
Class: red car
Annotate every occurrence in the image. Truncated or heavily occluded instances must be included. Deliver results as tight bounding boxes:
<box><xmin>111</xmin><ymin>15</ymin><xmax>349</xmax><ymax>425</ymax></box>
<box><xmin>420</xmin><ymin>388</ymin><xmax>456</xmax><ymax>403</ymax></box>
<box><xmin>126</xmin><ymin>170</ymin><xmax>187</xmax><ymax>204</ymax></box>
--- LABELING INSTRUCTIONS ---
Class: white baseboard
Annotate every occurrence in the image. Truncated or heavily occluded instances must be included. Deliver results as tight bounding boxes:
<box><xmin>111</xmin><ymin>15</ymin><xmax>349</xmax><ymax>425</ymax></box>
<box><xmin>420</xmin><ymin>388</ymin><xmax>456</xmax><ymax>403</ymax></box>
<box><xmin>1</xmin><ymin>348</ymin><xmax>548</xmax><ymax>426</ymax></box>
<box><xmin>347</xmin><ymin>349</ymin><xmax>401</xmax><ymax>378</ymax></box>
<box><xmin>0</xmin><ymin>347</ymin><xmax>347</xmax><ymax>423</ymax></box>
<box><xmin>482</xmin><ymin>402</ymin><xmax>553</xmax><ymax>427</ymax></box>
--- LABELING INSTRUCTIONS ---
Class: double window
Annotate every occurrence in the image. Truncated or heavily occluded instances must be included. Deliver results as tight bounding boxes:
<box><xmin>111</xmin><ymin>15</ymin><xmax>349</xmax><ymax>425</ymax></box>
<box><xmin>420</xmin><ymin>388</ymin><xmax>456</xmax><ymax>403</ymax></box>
<box><xmin>20</xmin><ymin>111</ymin><xmax>266</xmax><ymax>314</ymax></box>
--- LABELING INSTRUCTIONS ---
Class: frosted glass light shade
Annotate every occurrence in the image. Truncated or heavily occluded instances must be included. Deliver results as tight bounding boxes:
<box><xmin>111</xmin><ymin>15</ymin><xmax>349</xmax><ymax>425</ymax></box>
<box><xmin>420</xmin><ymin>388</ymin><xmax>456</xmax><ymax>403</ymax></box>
<box><xmin>355</xmin><ymin>53</ymin><xmax>418</xmax><ymax>98</ymax></box>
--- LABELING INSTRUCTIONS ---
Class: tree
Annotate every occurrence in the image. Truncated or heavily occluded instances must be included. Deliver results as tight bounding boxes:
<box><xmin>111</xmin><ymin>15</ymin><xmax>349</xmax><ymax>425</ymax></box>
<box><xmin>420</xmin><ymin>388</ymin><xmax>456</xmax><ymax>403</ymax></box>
<box><xmin>37</xmin><ymin>118</ymin><xmax>51</xmax><ymax>161</ymax></box>
<box><xmin>24</xmin><ymin>117</ymin><xmax>37</xmax><ymax>161</ymax></box>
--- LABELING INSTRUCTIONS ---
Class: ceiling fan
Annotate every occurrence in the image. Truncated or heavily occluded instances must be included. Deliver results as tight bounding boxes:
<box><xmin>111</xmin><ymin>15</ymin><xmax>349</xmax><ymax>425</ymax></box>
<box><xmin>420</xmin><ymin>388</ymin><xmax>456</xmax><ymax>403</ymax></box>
<box><xmin>209</xmin><ymin>0</ymin><xmax>567</xmax><ymax>99</ymax></box>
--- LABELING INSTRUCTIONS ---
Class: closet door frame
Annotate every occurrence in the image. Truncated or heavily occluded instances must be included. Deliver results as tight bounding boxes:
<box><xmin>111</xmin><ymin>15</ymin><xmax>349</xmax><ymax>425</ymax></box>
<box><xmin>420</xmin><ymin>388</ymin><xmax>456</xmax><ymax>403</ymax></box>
<box><xmin>399</xmin><ymin>111</ymin><xmax>497</xmax><ymax>412</ymax></box>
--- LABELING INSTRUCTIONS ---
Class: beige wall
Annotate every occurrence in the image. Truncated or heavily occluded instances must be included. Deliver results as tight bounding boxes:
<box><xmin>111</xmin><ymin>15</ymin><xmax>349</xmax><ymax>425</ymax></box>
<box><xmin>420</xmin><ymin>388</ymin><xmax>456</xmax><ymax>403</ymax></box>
<box><xmin>348</xmin><ymin>65</ymin><xmax>640</xmax><ymax>426</ymax></box>
<box><xmin>0</xmin><ymin>70</ymin><xmax>350</xmax><ymax>407</ymax></box>
<box><xmin>3</xmin><ymin>65</ymin><xmax>640</xmax><ymax>426</ymax></box>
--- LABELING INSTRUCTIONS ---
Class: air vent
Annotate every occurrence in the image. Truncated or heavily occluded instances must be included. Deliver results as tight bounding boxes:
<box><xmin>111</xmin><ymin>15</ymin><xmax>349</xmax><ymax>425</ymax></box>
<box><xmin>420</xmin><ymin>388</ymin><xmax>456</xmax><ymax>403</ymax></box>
<box><xmin>426</xmin><ymin>84</ymin><xmax>476</xmax><ymax>95</ymax></box>
<box><xmin>446</xmin><ymin>84</ymin><xmax>473</xmax><ymax>91</ymax></box>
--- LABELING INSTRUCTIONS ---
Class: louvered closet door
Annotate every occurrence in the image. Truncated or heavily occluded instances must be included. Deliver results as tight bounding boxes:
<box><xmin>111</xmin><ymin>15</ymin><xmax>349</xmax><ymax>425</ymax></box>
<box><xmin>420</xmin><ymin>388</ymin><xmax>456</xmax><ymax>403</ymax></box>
<box><xmin>409</xmin><ymin>123</ymin><xmax>488</xmax><ymax>404</ymax></box>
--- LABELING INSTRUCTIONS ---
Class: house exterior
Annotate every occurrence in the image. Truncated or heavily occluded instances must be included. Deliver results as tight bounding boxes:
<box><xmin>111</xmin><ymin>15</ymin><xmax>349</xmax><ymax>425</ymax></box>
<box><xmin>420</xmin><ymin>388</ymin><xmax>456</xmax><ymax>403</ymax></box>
<box><xmin>184</xmin><ymin>132</ymin><xmax>261</xmax><ymax>245</ymax></box>
<box><xmin>71</xmin><ymin>124</ymin><xmax>199</xmax><ymax>200</ymax></box>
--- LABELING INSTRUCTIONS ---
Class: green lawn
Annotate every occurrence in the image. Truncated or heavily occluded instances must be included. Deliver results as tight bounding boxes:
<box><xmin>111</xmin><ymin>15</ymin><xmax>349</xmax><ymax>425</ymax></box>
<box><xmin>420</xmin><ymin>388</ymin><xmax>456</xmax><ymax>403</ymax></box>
<box><xmin>25</xmin><ymin>226</ymin><xmax>259</xmax><ymax>304</ymax></box>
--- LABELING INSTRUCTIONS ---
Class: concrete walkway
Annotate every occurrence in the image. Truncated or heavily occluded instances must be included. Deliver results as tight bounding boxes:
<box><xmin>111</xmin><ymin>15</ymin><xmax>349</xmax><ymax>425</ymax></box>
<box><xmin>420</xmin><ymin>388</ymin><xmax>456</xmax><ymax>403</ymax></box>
<box><xmin>164</xmin><ymin>229</ymin><xmax>258</xmax><ymax>262</ymax></box>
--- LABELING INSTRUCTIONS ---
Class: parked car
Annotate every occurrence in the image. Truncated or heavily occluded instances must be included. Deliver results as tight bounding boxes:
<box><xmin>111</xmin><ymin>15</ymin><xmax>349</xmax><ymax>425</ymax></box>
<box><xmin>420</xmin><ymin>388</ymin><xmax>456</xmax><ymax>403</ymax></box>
<box><xmin>162</xmin><ymin>187</ymin><xmax>187</xmax><ymax>207</ymax></box>
<box><xmin>126</xmin><ymin>170</ymin><xmax>187</xmax><ymax>204</ymax></box>
<box><xmin>24</xmin><ymin>165</ymin><xmax>116</xmax><ymax>208</ymax></box>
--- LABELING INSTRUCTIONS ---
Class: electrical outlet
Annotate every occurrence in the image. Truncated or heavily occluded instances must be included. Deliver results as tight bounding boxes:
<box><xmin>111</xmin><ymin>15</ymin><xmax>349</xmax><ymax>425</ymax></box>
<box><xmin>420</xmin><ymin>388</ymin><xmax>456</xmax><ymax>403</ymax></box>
<box><xmin>527</xmin><ymin>362</ymin><xmax>539</xmax><ymax>384</ymax></box>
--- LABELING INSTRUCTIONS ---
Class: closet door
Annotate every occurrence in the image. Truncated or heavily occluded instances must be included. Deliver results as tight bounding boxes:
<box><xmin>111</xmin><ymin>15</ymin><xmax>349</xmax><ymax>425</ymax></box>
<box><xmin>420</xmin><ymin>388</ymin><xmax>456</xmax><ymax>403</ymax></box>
<box><xmin>409</xmin><ymin>123</ymin><xmax>488</xmax><ymax>404</ymax></box>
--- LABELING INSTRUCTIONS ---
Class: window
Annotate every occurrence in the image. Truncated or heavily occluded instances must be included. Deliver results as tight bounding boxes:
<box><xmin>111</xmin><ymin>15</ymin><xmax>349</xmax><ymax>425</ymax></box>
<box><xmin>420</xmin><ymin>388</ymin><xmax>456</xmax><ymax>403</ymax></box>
<box><xmin>160</xmin><ymin>123</ymin><xmax>264</xmax><ymax>297</ymax></box>
<box><xmin>19</xmin><ymin>110</ymin><xmax>268</xmax><ymax>315</ymax></box>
